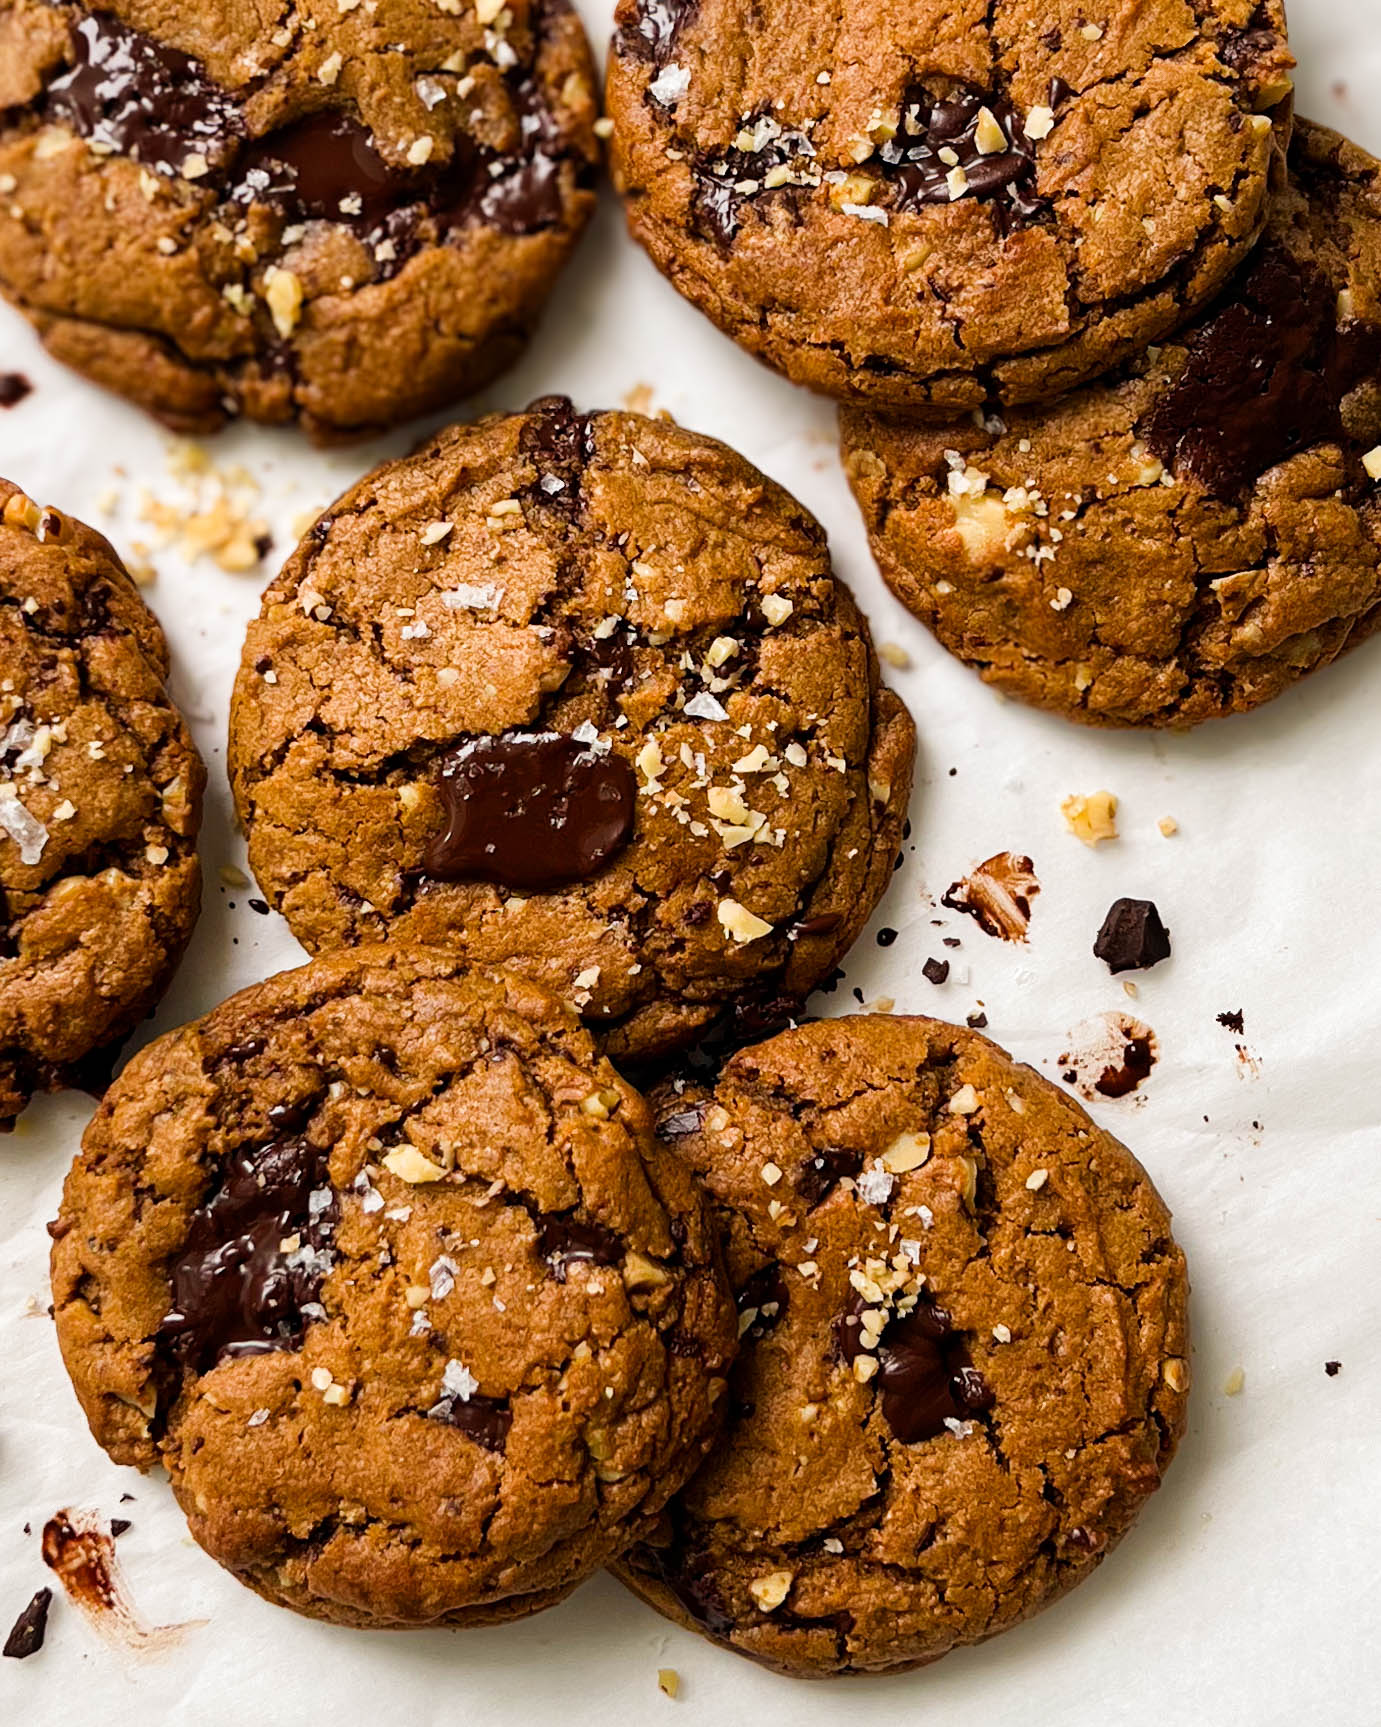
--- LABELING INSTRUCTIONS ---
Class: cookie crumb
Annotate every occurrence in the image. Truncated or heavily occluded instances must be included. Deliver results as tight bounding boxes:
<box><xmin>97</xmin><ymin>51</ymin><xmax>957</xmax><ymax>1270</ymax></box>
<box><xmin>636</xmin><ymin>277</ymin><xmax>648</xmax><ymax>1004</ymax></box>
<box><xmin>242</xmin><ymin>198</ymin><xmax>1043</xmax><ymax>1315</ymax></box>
<box><xmin>1224</xmin><ymin>1367</ymin><xmax>1245</xmax><ymax>1396</ymax></box>
<box><xmin>1158</xmin><ymin>815</ymin><xmax>1179</xmax><ymax>837</ymax></box>
<box><xmin>657</xmin><ymin>1668</ymin><xmax>680</xmax><ymax>1698</ymax></box>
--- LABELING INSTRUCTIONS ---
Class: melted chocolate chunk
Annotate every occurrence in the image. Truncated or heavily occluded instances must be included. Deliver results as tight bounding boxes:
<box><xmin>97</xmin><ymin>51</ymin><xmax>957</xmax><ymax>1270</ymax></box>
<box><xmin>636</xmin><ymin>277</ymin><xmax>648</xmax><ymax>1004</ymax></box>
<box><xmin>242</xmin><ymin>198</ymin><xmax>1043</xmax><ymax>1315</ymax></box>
<box><xmin>1095</xmin><ymin>1035</ymin><xmax>1156</xmax><ymax>1099</ymax></box>
<box><xmin>229</xmin><ymin>113</ymin><xmax>403</xmax><ymax>231</ymax></box>
<box><xmin>441</xmin><ymin>1393</ymin><xmax>512</xmax><ymax>1451</ymax></box>
<box><xmin>0</xmin><ymin>373</ymin><xmax>32</xmax><ymax>409</ymax></box>
<box><xmin>46</xmin><ymin>11</ymin><xmax>243</xmax><ymax>176</ymax></box>
<box><xmin>3</xmin><ymin>1588</ymin><xmax>51</xmax><ymax>1660</ymax></box>
<box><xmin>519</xmin><ymin>395</ymin><xmax>594</xmax><ymax>519</ymax></box>
<box><xmin>790</xmin><ymin>911</ymin><xmax>843</xmax><ymax>939</ymax></box>
<box><xmin>156</xmin><ymin>1135</ymin><xmax>338</xmax><ymax>1374</ymax></box>
<box><xmin>535</xmin><ymin>1214</ymin><xmax>622</xmax><ymax>1280</ymax></box>
<box><xmin>423</xmin><ymin>731</ymin><xmax>636</xmax><ymax>891</ymax></box>
<box><xmin>621</xmin><ymin>0</ymin><xmax>699</xmax><ymax>62</ymax></box>
<box><xmin>879</xmin><ymin>86</ymin><xmax>1044</xmax><ymax>230</ymax></box>
<box><xmin>736</xmin><ymin>1263</ymin><xmax>789</xmax><ymax>1339</ymax></box>
<box><xmin>836</xmin><ymin>1291</ymin><xmax>993</xmax><ymax>1443</ymax></box>
<box><xmin>691</xmin><ymin>119</ymin><xmax>816</xmax><ymax>249</ymax></box>
<box><xmin>796</xmin><ymin>1145</ymin><xmax>862</xmax><ymax>1208</ymax></box>
<box><xmin>1093</xmin><ymin>898</ymin><xmax>1172</xmax><ymax>974</ymax></box>
<box><xmin>1140</xmin><ymin>245</ymin><xmax>1381</xmax><ymax>500</ymax></box>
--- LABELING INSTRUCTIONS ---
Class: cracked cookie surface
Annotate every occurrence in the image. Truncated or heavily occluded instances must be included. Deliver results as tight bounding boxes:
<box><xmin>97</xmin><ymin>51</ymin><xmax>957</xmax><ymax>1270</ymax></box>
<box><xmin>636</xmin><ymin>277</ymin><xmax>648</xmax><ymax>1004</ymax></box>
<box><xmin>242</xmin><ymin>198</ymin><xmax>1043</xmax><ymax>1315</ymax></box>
<box><xmin>606</xmin><ymin>0</ymin><xmax>1293</xmax><ymax>414</ymax></box>
<box><xmin>0</xmin><ymin>0</ymin><xmax>598</xmax><ymax>439</ymax></box>
<box><xmin>614</xmin><ymin>1014</ymin><xmax>1189</xmax><ymax>1677</ymax></box>
<box><xmin>50</xmin><ymin>945</ymin><xmax>738</xmax><ymax>1628</ymax></box>
<box><xmin>842</xmin><ymin>119</ymin><xmax>1381</xmax><ymax>728</ymax></box>
<box><xmin>0</xmin><ymin>478</ymin><xmax>203</xmax><ymax>1129</ymax></box>
<box><xmin>228</xmin><ymin>399</ymin><xmax>915</xmax><ymax>1062</ymax></box>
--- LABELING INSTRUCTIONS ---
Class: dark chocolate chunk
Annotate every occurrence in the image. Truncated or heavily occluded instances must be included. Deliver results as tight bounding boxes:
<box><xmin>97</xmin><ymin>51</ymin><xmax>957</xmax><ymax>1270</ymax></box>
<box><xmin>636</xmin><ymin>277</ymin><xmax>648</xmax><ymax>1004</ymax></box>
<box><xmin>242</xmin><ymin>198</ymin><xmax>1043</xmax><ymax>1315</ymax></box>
<box><xmin>1093</xmin><ymin>898</ymin><xmax>1172</xmax><ymax>974</ymax></box>
<box><xmin>656</xmin><ymin>1103</ymin><xmax>706</xmax><ymax>1140</ymax></box>
<box><xmin>922</xmin><ymin>957</ymin><xmax>950</xmax><ymax>985</ymax></box>
<box><xmin>795</xmin><ymin>1145</ymin><xmax>862</xmax><ymax>1207</ymax></box>
<box><xmin>229</xmin><ymin>113</ymin><xmax>403</xmax><ymax>231</ymax></box>
<box><xmin>735</xmin><ymin>1262</ymin><xmax>789</xmax><ymax>1339</ymax></box>
<box><xmin>1140</xmin><ymin>244</ymin><xmax>1381</xmax><ymax>499</ymax></box>
<box><xmin>46</xmin><ymin>11</ymin><xmax>243</xmax><ymax>176</ymax></box>
<box><xmin>519</xmin><ymin>394</ymin><xmax>595</xmax><ymax>519</ymax></box>
<box><xmin>790</xmin><ymin>911</ymin><xmax>843</xmax><ymax>939</ymax></box>
<box><xmin>3</xmin><ymin>1588</ymin><xmax>51</xmax><ymax>1660</ymax></box>
<box><xmin>835</xmin><ymin>1291</ymin><xmax>993</xmax><ymax>1443</ymax></box>
<box><xmin>441</xmin><ymin>1393</ymin><xmax>512</xmax><ymax>1451</ymax></box>
<box><xmin>1324</xmin><ymin>1359</ymin><xmax>1341</xmax><ymax>1376</ymax></box>
<box><xmin>691</xmin><ymin>117</ymin><xmax>816</xmax><ymax>249</ymax></box>
<box><xmin>878</xmin><ymin>86</ymin><xmax>1045</xmax><ymax>231</ymax></box>
<box><xmin>156</xmin><ymin>1135</ymin><xmax>338</xmax><ymax>1374</ymax></box>
<box><xmin>0</xmin><ymin>373</ymin><xmax>32</xmax><ymax>409</ymax></box>
<box><xmin>423</xmin><ymin>731</ymin><xmax>636</xmax><ymax>891</ymax></box>
<box><xmin>627</xmin><ymin>1538</ymin><xmax>734</xmax><ymax>1637</ymax></box>
<box><xmin>534</xmin><ymin>1213</ymin><xmax>622</xmax><ymax>1281</ymax></box>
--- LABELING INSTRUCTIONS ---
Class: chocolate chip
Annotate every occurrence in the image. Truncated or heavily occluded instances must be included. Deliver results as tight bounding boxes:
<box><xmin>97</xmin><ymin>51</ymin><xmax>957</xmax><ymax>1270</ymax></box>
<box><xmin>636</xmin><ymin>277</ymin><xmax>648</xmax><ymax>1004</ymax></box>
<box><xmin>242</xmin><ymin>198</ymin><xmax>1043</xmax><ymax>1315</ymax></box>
<box><xmin>966</xmin><ymin>1010</ymin><xmax>988</xmax><ymax>1029</ymax></box>
<box><xmin>0</xmin><ymin>373</ymin><xmax>32</xmax><ymax>409</ymax></box>
<box><xmin>878</xmin><ymin>85</ymin><xmax>1044</xmax><ymax>231</ymax></box>
<box><xmin>156</xmin><ymin>1135</ymin><xmax>338</xmax><ymax>1374</ymax></box>
<box><xmin>247</xmin><ymin>897</ymin><xmax>270</xmax><ymax>915</ymax></box>
<box><xmin>922</xmin><ymin>957</ymin><xmax>949</xmax><ymax>985</ymax></box>
<box><xmin>1093</xmin><ymin>899</ymin><xmax>1172</xmax><ymax>974</ymax></box>
<box><xmin>876</xmin><ymin>927</ymin><xmax>898</xmax><ymax>947</ymax></box>
<box><xmin>1325</xmin><ymin>1360</ymin><xmax>1341</xmax><ymax>1377</ymax></box>
<box><xmin>795</xmin><ymin>1145</ymin><xmax>862</xmax><ymax>1208</ymax></box>
<box><xmin>735</xmin><ymin>1263</ymin><xmax>789</xmax><ymax>1339</ymax></box>
<box><xmin>3</xmin><ymin>1588</ymin><xmax>51</xmax><ymax>1659</ymax></box>
<box><xmin>423</xmin><ymin>731</ymin><xmax>636</xmax><ymax>892</ymax></box>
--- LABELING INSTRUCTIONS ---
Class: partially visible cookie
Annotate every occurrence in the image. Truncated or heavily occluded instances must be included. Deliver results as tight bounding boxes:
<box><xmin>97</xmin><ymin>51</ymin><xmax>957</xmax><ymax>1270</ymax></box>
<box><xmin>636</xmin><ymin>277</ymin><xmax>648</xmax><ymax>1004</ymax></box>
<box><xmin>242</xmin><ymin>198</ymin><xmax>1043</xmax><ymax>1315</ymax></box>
<box><xmin>50</xmin><ymin>946</ymin><xmax>738</xmax><ymax>1628</ymax></box>
<box><xmin>229</xmin><ymin>399</ymin><xmax>915</xmax><ymax>1062</ymax></box>
<box><xmin>0</xmin><ymin>0</ymin><xmax>598</xmax><ymax>438</ymax></box>
<box><xmin>606</xmin><ymin>0</ymin><xmax>1292</xmax><ymax>414</ymax></box>
<box><xmin>842</xmin><ymin>119</ymin><xmax>1381</xmax><ymax>728</ymax></box>
<box><xmin>614</xmin><ymin>1015</ymin><xmax>1189</xmax><ymax>1677</ymax></box>
<box><xmin>1</xmin><ymin>480</ymin><xmax>203</xmax><ymax>1129</ymax></box>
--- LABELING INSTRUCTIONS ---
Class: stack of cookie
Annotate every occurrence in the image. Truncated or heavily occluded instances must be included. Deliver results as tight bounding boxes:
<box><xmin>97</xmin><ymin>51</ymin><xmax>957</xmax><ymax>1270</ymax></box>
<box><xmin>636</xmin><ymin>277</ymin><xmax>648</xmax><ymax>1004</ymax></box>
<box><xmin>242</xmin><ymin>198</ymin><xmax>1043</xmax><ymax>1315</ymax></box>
<box><xmin>607</xmin><ymin>1</ymin><xmax>1381</xmax><ymax>728</ymax></box>
<box><xmin>0</xmin><ymin>0</ymin><xmax>1240</xmax><ymax>1684</ymax></box>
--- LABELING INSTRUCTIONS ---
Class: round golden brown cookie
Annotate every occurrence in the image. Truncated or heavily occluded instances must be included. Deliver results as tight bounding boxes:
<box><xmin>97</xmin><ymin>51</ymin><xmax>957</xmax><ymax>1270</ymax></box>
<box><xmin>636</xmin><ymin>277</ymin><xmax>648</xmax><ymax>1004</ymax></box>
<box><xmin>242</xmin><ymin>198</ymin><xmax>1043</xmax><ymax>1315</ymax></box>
<box><xmin>614</xmin><ymin>1015</ymin><xmax>1189</xmax><ymax>1677</ymax></box>
<box><xmin>228</xmin><ymin>399</ymin><xmax>915</xmax><ymax>1062</ymax></box>
<box><xmin>0</xmin><ymin>480</ymin><xmax>204</xmax><ymax>1130</ymax></box>
<box><xmin>50</xmin><ymin>945</ymin><xmax>739</xmax><ymax>1628</ymax></box>
<box><xmin>605</xmin><ymin>0</ymin><xmax>1293</xmax><ymax>415</ymax></box>
<box><xmin>842</xmin><ymin>119</ymin><xmax>1381</xmax><ymax>728</ymax></box>
<box><xmin>0</xmin><ymin>0</ymin><xmax>598</xmax><ymax>439</ymax></box>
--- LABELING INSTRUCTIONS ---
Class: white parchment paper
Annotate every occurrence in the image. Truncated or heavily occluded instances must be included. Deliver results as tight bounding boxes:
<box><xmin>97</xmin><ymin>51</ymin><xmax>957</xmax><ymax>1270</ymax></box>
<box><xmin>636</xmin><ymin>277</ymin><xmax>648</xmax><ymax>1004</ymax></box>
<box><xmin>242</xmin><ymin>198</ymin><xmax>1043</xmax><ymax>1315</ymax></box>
<box><xmin>2</xmin><ymin>3</ymin><xmax>1379</xmax><ymax>1720</ymax></box>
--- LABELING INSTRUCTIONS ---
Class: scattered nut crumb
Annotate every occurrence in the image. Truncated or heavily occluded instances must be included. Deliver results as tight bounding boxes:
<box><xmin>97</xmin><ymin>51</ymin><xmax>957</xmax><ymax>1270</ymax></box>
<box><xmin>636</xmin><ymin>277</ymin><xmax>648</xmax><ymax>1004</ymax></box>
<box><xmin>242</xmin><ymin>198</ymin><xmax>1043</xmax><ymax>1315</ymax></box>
<box><xmin>1061</xmin><ymin>790</ymin><xmax>1118</xmax><ymax>847</ymax></box>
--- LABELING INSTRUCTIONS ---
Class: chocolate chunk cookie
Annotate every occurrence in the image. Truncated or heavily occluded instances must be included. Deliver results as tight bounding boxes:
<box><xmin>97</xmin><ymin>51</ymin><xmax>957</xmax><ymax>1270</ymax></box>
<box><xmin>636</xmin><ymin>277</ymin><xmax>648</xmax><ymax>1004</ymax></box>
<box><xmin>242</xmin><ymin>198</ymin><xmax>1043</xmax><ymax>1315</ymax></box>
<box><xmin>842</xmin><ymin>120</ymin><xmax>1381</xmax><ymax>728</ymax></box>
<box><xmin>0</xmin><ymin>1</ymin><xmax>598</xmax><ymax>439</ymax></box>
<box><xmin>615</xmin><ymin>1015</ymin><xmax>1189</xmax><ymax>1676</ymax></box>
<box><xmin>50</xmin><ymin>946</ymin><xmax>738</xmax><ymax>1627</ymax></box>
<box><xmin>228</xmin><ymin>400</ymin><xmax>915</xmax><ymax>1061</ymax></box>
<box><xmin>1</xmin><ymin>480</ymin><xmax>203</xmax><ymax>1129</ymax></box>
<box><xmin>606</xmin><ymin>0</ymin><xmax>1293</xmax><ymax>415</ymax></box>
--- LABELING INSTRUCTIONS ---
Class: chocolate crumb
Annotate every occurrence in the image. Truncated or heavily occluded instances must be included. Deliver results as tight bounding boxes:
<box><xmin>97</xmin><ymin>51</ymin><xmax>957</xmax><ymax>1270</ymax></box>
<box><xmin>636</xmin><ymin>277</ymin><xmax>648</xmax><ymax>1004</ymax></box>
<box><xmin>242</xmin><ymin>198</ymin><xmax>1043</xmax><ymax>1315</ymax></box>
<box><xmin>966</xmin><ymin>1010</ymin><xmax>988</xmax><ymax>1029</ymax></box>
<box><xmin>3</xmin><ymin>1588</ymin><xmax>52</xmax><ymax>1659</ymax></box>
<box><xmin>1325</xmin><ymin>1360</ymin><xmax>1341</xmax><ymax>1377</ymax></box>
<box><xmin>247</xmin><ymin>898</ymin><xmax>270</xmax><ymax>915</ymax></box>
<box><xmin>1216</xmin><ymin>1009</ymin><xmax>1245</xmax><ymax>1035</ymax></box>
<box><xmin>109</xmin><ymin>1519</ymin><xmax>131</xmax><ymax>1537</ymax></box>
<box><xmin>921</xmin><ymin>957</ymin><xmax>949</xmax><ymax>985</ymax></box>
<box><xmin>0</xmin><ymin>373</ymin><xmax>32</xmax><ymax>409</ymax></box>
<box><xmin>876</xmin><ymin>927</ymin><xmax>898</xmax><ymax>947</ymax></box>
<box><xmin>1093</xmin><ymin>899</ymin><xmax>1171</xmax><ymax>973</ymax></box>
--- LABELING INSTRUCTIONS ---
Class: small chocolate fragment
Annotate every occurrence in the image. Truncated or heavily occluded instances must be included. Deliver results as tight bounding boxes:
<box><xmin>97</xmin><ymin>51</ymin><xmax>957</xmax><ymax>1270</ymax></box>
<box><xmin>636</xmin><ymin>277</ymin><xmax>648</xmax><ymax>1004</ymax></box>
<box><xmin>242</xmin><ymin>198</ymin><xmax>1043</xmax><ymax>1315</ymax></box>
<box><xmin>736</xmin><ymin>1263</ymin><xmax>789</xmax><ymax>1339</ymax></box>
<box><xmin>876</xmin><ymin>927</ymin><xmax>898</xmax><ymax>947</ymax></box>
<box><xmin>534</xmin><ymin>1214</ymin><xmax>622</xmax><ymax>1281</ymax></box>
<box><xmin>1093</xmin><ymin>898</ymin><xmax>1172</xmax><ymax>974</ymax></box>
<box><xmin>156</xmin><ymin>1135</ymin><xmax>338</xmax><ymax>1374</ymax></box>
<box><xmin>796</xmin><ymin>1145</ymin><xmax>862</xmax><ymax>1207</ymax></box>
<box><xmin>443</xmin><ymin>1394</ymin><xmax>513</xmax><ymax>1451</ymax></box>
<box><xmin>966</xmin><ymin>1010</ymin><xmax>988</xmax><ymax>1029</ymax></box>
<box><xmin>423</xmin><ymin>731</ymin><xmax>636</xmax><ymax>892</ymax></box>
<box><xmin>836</xmin><ymin>1291</ymin><xmax>993</xmax><ymax>1443</ymax></box>
<box><xmin>1325</xmin><ymin>1360</ymin><xmax>1341</xmax><ymax>1377</ymax></box>
<box><xmin>1217</xmin><ymin>1009</ymin><xmax>1245</xmax><ymax>1035</ymax></box>
<box><xmin>3</xmin><ymin>1588</ymin><xmax>51</xmax><ymax>1660</ymax></box>
<box><xmin>0</xmin><ymin>373</ymin><xmax>32</xmax><ymax>409</ymax></box>
<box><xmin>922</xmin><ymin>957</ymin><xmax>950</xmax><ymax>985</ymax></box>
<box><xmin>108</xmin><ymin>1519</ymin><xmax>131</xmax><ymax>1538</ymax></box>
